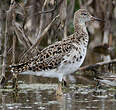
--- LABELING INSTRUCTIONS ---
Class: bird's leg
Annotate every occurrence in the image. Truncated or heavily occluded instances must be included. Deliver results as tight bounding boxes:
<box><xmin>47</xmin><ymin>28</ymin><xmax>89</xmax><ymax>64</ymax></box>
<box><xmin>62</xmin><ymin>80</ymin><xmax>66</xmax><ymax>88</ymax></box>
<box><xmin>62</xmin><ymin>76</ymin><xmax>69</xmax><ymax>87</ymax></box>
<box><xmin>56</xmin><ymin>79</ymin><xmax>69</xmax><ymax>96</ymax></box>
<box><xmin>61</xmin><ymin>76</ymin><xmax>70</xmax><ymax>94</ymax></box>
<box><xmin>56</xmin><ymin>81</ymin><xmax>63</xmax><ymax>96</ymax></box>
<box><xmin>56</xmin><ymin>74</ymin><xmax>63</xmax><ymax>96</ymax></box>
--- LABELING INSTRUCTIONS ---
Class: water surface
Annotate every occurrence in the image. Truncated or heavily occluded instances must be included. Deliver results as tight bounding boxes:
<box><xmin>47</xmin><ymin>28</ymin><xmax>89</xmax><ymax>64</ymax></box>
<box><xmin>0</xmin><ymin>78</ymin><xmax>116</xmax><ymax>110</ymax></box>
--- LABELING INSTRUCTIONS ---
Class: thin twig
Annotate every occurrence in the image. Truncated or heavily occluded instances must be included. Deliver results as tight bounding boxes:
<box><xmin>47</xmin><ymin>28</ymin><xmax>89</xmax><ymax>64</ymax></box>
<box><xmin>60</xmin><ymin>0</ymin><xmax>67</xmax><ymax>38</ymax></box>
<box><xmin>1</xmin><ymin>12</ymin><xmax>8</xmax><ymax>77</ymax></box>
<box><xmin>14</xmin><ymin>22</ymin><xmax>32</xmax><ymax>48</ymax></box>
<box><xmin>0</xmin><ymin>9</ymin><xmax>2</xmax><ymax>66</ymax></box>
<box><xmin>103</xmin><ymin>0</ymin><xmax>112</xmax><ymax>44</ymax></box>
<box><xmin>37</xmin><ymin>0</ymin><xmax>48</xmax><ymax>40</ymax></box>
<box><xmin>12</xmin><ymin>10</ymin><xmax>16</xmax><ymax>65</ymax></box>
<box><xmin>27</xmin><ymin>0</ymin><xmax>64</xmax><ymax>19</ymax></box>
<box><xmin>12</xmin><ymin>34</ymin><xmax>16</xmax><ymax>65</ymax></box>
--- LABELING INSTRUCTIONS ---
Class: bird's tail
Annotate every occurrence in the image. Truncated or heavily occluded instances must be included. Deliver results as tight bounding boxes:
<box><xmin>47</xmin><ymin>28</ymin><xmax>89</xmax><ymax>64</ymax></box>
<box><xmin>10</xmin><ymin>62</ymin><xmax>30</xmax><ymax>73</ymax></box>
<box><xmin>0</xmin><ymin>62</ymin><xmax>30</xmax><ymax>87</ymax></box>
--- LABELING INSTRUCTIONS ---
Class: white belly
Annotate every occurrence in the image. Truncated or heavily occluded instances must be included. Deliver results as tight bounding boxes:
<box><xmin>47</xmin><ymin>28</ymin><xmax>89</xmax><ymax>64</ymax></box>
<box><xmin>58</xmin><ymin>47</ymin><xmax>87</xmax><ymax>75</ymax></box>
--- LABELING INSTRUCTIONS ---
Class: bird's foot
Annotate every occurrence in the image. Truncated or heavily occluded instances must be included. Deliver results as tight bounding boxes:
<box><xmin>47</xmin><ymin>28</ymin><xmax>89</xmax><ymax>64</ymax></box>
<box><xmin>56</xmin><ymin>82</ymin><xmax>63</xmax><ymax>96</ymax></box>
<box><xmin>56</xmin><ymin>80</ymin><xmax>70</xmax><ymax>96</ymax></box>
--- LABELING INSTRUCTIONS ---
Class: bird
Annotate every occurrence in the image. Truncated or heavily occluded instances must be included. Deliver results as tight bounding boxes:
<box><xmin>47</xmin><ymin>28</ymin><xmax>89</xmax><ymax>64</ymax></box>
<box><xmin>0</xmin><ymin>9</ymin><xmax>103</xmax><ymax>95</ymax></box>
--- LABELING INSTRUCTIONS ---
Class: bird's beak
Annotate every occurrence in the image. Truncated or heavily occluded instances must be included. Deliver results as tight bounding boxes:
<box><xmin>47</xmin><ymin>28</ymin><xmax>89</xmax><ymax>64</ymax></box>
<box><xmin>90</xmin><ymin>16</ymin><xmax>104</xmax><ymax>22</ymax></box>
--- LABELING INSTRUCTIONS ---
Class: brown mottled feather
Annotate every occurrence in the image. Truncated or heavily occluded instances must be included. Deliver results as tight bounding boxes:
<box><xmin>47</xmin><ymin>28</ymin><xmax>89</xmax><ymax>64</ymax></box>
<box><xmin>10</xmin><ymin>32</ymin><xmax>86</xmax><ymax>73</ymax></box>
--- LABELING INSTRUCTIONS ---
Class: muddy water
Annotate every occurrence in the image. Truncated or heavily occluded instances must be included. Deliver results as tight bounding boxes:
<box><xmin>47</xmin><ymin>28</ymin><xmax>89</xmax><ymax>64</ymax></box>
<box><xmin>0</xmin><ymin>79</ymin><xmax>116</xmax><ymax>110</ymax></box>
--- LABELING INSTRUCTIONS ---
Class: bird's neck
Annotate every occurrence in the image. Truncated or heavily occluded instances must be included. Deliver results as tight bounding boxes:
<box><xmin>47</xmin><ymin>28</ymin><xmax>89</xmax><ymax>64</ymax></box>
<box><xmin>74</xmin><ymin>21</ymin><xmax>89</xmax><ymax>47</ymax></box>
<box><xmin>74</xmin><ymin>21</ymin><xmax>88</xmax><ymax>34</ymax></box>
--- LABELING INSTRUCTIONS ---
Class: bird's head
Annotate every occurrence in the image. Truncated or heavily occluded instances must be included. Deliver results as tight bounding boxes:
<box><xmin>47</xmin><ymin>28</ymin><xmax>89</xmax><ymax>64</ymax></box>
<box><xmin>74</xmin><ymin>9</ymin><xmax>103</xmax><ymax>24</ymax></box>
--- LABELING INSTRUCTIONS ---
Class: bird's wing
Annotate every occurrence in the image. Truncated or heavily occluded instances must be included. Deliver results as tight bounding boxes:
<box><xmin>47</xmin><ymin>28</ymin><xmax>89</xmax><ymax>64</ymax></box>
<box><xmin>28</xmin><ymin>39</ymin><xmax>74</xmax><ymax>71</ymax></box>
<box><xmin>10</xmin><ymin>38</ymin><xmax>73</xmax><ymax>73</ymax></box>
<box><xmin>28</xmin><ymin>52</ymin><xmax>65</xmax><ymax>71</ymax></box>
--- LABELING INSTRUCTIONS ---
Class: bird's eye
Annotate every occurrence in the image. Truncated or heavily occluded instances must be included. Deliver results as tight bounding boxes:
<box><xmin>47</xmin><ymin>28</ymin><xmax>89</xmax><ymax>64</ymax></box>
<box><xmin>81</xmin><ymin>13</ymin><xmax>87</xmax><ymax>16</ymax></box>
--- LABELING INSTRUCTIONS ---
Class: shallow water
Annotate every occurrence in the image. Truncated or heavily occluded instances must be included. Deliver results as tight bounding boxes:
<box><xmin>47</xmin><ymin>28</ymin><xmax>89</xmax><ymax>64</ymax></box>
<box><xmin>0</xmin><ymin>81</ymin><xmax>116</xmax><ymax>110</ymax></box>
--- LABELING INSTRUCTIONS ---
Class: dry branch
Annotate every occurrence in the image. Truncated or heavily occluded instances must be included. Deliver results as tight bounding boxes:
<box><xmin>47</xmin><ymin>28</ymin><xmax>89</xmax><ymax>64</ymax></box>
<box><xmin>1</xmin><ymin>12</ymin><xmax>8</xmax><ymax>77</ymax></box>
<box><xmin>14</xmin><ymin>22</ymin><xmax>32</xmax><ymax>48</ymax></box>
<box><xmin>103</xmin><ymin>0</ymin><xmax>112</xmax><ymax>44</ymax></box>
<box><xmin>78</xmin><ymin>59</ymin><xmax>116</xmax><ymax>71</ymax></box>
<box><xmin>12</xmin><ymin>34</ymin><xmax>16</xmax><ymax>64</ymax></box>
<box><xmin>59</xmin><ymin>0</ymin><xmax>67</xmax><ymax>38</ymax></box>
<box><xmin>28</xmin><ymin>0</ymin><xmax>63</xmax><ymax>18</ymax></box>
<box><xmin>37</xmin><ymin>0</ymin><xmax>48</xmax><ymax>40</ymax></box>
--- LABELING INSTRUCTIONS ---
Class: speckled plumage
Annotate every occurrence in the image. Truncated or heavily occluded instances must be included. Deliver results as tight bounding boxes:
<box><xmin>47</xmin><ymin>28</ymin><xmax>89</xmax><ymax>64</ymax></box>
<box><xmin>11</xmin><ymin>33</ymin><xmax>88</xmax><ymax>68</ymax></box>
<box><xmin>10</xmin><ymin>9</ymin><xmax>99</xmax><ymax>82</ymax></box>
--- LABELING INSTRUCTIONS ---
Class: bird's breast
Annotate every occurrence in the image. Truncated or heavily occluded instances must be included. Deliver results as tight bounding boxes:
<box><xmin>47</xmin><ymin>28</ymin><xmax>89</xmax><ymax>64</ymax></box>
<box><xmin>57</xmin><ymin>45</ymin><xmax>87</xmax><ymax>75</ymax></box>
